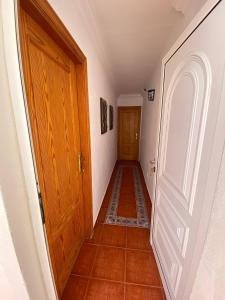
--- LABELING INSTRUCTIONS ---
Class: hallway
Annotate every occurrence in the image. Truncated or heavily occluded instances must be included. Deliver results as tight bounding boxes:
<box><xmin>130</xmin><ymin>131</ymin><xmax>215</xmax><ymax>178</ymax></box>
<box><xmin>2</xmin><ymin>1</ymin><xmax>225</xmax><ymax>299</ymax></box>
<box><xmin>62</xmin><ymin>161</ymin><xmax>165</xmax><ymax>300</ymax></box>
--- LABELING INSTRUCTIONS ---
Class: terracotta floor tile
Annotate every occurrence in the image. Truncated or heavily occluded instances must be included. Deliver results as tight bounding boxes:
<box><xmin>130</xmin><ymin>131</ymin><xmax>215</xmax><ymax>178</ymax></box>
<box><xmin>126</xmin><ymin>249</ymin><xmax>161</xmax><ymax>286</ymax></box>
<box><xmin>72</xmin><ymin>243</ymin><xmax>97</xmax><ymax>276</ymax></box>
<box><xmin>61</xmin><ymin>276</ymin><xmax>88</xmax><ymax>300</ymax></box>
<box><xmin>85</xmin><ymin>279</ymin><xmax>124</xmax><ymax>300</ymax></box>
<box><xmin>127</xmin><ymin>227</ymin><xmax>150</xmax><ymax>250</ymax></box>
<box><xmin>62</xmin><ymin>161</ymin><xmax>165</xmax><ymax>299</ymax></box>
<box><xmin>92</xmin><ymin>246</ymin><xmax>125</xmax><ymax>281</ymax></box>
<box><xmin>100</xmin><ymin>225</ymin><xmax>126</xmax><ymax>247</ymax></box>
<box><xmin>125</xmin><ymin>284</ymin><xmax>164</xmax><ymax>300</ymax></box>
<box><xmin>86</xmin><ymin>223</ymin><xmax>103</xmax><ymax>244</ymax></box>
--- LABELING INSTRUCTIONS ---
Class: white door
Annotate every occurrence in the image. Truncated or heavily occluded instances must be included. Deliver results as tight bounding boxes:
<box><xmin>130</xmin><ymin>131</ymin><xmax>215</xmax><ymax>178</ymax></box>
<box><xmin>153</xmin><ymin>1</ymin><xmax>225</xmax><ymax>299</ymax></box>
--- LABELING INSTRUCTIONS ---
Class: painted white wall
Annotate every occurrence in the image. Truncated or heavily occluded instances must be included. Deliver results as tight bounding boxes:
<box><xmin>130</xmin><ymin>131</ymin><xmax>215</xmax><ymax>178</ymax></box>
<box><xmin>48</xmin><ymin>0</ymin><xmax>117</xmax><ymax>223</ymax></box>
<box><xmin>0</xmin><ymin>189</ymin><xmax>29</xmax><ymax>300</ymax></box>
<box><xmin>140</xmin><ymin>64</ymin><xmax>162</xmax><ymax>201</ymax></box>
<box><xmin>165</xmin><ymin>0</ymin><xmax>208</xmax><ymax>50</ymax></box>
<box><xmin>117</xmin><ymin>94</ymin><xmax>143</xmax><ymax>107</ymax></box>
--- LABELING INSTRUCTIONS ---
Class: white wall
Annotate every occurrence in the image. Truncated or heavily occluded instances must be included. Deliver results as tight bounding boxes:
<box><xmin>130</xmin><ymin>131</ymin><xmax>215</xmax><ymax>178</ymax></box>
<box><xmin>0</xmin><ymin>189</ymin><xmax>29</xmax><ymax>300</ymax></box>
<box><xmin>165</xmin><ymin>0</ymin><xmax>208</xmax><ymax>50</ymax></box>
<box><xmin>140</xmin><ymin>63</ymin><xmax>162</xmax><ymax>201</ymax></box>
<box><xmin>48</xmin><ymin>0</ymin><xmax>117</xmax><ymax>223</ymax></box>
<box><xmin>117</xmin><ymin>94</ymin><xmax>143</xmax><ymax>107</ymax></box>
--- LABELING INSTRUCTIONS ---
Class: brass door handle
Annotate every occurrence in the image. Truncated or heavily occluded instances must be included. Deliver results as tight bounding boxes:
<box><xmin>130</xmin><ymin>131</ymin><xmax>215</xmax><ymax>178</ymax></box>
<box><xmin>135</xmin><ymin>133</ymin><xmax>138</xmax><ymax>140</ymax></box>
<box><xmin>78</xmin><ymin>153</ymin><xmax>85</xmax><ymax>173</ymax></box>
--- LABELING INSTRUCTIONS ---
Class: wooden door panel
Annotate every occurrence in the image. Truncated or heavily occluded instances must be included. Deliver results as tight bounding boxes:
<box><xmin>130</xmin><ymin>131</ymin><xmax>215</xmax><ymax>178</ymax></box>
<box><xmin>118</xmin><ymin>107</ymin><xmax>141</xmax><ymax>160</ymax></box>
<box><xmin>28</xmin><ymin>28</ymin><xmax>82</xmax><ymax>228</ymax></box>
<box><xmin>20</xmin><ymin>9</ymin><xmax>84</xmax><ymax>296</ymax></box>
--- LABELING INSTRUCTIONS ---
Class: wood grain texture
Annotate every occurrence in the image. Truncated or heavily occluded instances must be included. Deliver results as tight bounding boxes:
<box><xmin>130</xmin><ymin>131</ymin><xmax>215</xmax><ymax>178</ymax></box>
<box><xmin>18</xmin><ymin>1</ymin><xmax>93</xmax><ymax>296</ymax></box>
<box><xmin>118</xmin><ymin>107</ymin><xmax>141</xmax><ymax>160</ymax></box>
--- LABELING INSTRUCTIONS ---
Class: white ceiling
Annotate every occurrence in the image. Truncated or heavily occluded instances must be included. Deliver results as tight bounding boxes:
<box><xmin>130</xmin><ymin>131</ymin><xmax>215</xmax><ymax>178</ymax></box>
<box><xmin>88</xmin><ymin>0</ymin><xmax>207</xmax><ymax>94</ymax></box>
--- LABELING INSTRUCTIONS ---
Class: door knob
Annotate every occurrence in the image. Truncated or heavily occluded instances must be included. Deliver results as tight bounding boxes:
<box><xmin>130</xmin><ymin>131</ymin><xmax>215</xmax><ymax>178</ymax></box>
<box><xmin>135</xmin><ymin>133</ymin><xmax>138</xmax><ymax>140</ymax></box>
<box><xmin>150</xmin><ymin>159</ymin><xmax>155</xmax><ymax>165</ymax></box>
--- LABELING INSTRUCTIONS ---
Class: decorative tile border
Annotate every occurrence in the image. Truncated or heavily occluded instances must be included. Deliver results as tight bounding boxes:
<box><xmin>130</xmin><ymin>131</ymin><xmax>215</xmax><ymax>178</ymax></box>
<box><xmin>105</xmin><ymin>165</ymin><xmax>150</xmax><ymax>228</ymax></box>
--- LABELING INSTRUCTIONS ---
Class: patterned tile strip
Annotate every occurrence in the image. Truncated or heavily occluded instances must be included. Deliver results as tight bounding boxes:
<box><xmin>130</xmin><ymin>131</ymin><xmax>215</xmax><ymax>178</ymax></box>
<box><xmin>105</xmin><ymin>165</ymin><xmax>150</xmax><ymax>228</ymax></box>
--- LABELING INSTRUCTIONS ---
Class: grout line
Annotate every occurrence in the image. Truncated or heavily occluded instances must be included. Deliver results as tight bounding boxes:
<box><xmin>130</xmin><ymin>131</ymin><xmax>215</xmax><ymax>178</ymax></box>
<box><xmin>83</xmin><ymin>278</ymin><xmax>89</xmax><ymax>300</ymax></box>
<box><xmin>85</xmin><ymin>241</ymin><xmax>152</xmax><ymax>253</ymax></box>
<box><xmin>83</xmin><ymin>244</ymin><xmax>99</xmax><ymax>300</ymax></box>
<box><xmin>70</xmin><ymin>274</ymin><xmax>162</xmax><ymax>289</ymax></box>
<box><xmin>89</xmin><ymin>245</ymin><xmax>99</xmax><ymax>277</ymax></box>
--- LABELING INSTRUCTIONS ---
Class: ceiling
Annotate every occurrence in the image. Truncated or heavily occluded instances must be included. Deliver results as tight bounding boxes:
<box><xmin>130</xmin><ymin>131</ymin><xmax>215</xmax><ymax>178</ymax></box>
<box><xmin>88</xmin><ymin>0</ymin><xmax>207</xmax><ymax>94</ymax></box>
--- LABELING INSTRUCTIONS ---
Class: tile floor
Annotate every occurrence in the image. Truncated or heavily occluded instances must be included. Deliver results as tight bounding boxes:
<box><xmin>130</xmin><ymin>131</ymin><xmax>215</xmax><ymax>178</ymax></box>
<box><xmin>62</xmin><ymin>161</ymin><xmax>165</xmax><ymax>300</ymax></box>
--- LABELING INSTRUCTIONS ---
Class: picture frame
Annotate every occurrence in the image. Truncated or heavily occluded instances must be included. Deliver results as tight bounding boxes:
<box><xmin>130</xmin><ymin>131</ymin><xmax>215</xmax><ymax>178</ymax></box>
<box><xmin>109</xmin><ymin>105</ymin><xmax>114</xmax><ymax>130</ymax></box>
<box><xmin>148</xmin><ymin>89</ymin><xmax>155</xmax><ymax>101</ymax></box>
<box><xmin>100</xmin><ymin>97</ymin><xmax>107</xmax><ymax>134</ymax></box>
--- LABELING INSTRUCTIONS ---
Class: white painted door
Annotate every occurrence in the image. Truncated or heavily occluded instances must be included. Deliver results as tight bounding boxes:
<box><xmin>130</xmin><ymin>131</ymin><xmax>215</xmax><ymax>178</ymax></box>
<box><xmin>153</xmin><ymin>1</ymin><xmax>225</xmax><ymax>299</ymax></box>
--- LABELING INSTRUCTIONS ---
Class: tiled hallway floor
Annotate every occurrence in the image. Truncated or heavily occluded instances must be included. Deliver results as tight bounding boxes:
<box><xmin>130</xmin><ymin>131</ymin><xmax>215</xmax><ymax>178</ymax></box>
<box><xmin>62</xmin><ymin>161</ymin><xmax>165</xmax><ymax>300</ymax></box>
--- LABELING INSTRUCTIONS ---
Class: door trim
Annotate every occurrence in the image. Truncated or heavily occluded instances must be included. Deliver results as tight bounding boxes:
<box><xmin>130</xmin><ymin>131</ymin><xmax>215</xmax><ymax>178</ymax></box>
<box><xmin>151</xmin><ymin>0</ymin><xmax>224</xmax><ymax>299</ymax></box>
<box><xmin>117</xmin><ymin>106</ymin><xmax>141</xmax><ymax>161</ymax></box>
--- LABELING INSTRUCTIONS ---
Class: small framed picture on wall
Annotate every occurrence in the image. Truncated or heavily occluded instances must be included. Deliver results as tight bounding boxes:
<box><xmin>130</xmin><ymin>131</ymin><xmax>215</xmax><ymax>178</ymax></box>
<box><xmin>148</xmin><ymin>89</ymin><xmax>155</xmax><ymax>101</ymax></box>
<box><xmin>100</xmin><ymin>97</ymin><xmax>107</xmax><ymax>134</ymax></box>
<box><xmin>109</xmin><ymin>105</ymin><xmax>114</xmax><ymax>130</ymax></box>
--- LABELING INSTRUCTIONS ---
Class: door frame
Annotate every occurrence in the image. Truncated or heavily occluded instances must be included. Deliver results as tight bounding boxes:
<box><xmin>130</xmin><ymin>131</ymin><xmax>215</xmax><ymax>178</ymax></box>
<box><xmin>151</xmin><ymin>0</ymin><xmax>224</xmax><ymax>299</ymax></box>
<box><xmin>117</xmin><ymin>106</ymin><xmax>141</xmax><ymax>160</ymax></box>
<box><xmin>1</xmin><ymin>0</ymin><xmax>93</xmax><ymax>298</ymax></box>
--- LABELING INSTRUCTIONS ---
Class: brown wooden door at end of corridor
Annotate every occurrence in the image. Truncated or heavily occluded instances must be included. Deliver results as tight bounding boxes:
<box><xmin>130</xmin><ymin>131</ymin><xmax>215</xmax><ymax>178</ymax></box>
<box><xmin>118</xmin><ymin>106</ymin><xmax>141</xmax><ymax>160</ymax></box>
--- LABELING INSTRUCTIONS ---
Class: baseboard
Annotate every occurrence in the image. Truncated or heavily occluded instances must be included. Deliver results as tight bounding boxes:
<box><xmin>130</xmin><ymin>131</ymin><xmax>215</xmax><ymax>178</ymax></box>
<box><xmin>94</xmin><ymin>160</ymin><xmax>118</xmax><ymax>226</ymax></box>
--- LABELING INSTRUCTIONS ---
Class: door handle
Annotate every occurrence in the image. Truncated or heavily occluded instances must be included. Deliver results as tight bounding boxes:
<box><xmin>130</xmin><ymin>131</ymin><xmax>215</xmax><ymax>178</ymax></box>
<box><xmin>135</xmin><ymin>133</ymin><xmax>138</xmax><ymax>140</ymax></box>
<box><xmin>150</xmin><ymin>159</ymin><xmax>155</xmax><ymax>165</ymax></box>
<box><xmin>150</xmin><ymin>159</ymin><xmax>156</xmax><ymax>173</ymax></box>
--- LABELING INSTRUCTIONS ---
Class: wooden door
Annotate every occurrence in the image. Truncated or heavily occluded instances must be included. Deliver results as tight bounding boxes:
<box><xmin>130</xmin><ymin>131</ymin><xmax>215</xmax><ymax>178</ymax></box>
<box><xmin>118</xmin><ymin>107</ymin><xmax>141</xmax><ymax>160</ymax></box>
<box><xmin>153</xmin><ymin>1</ymin><xmax>225</xmax><ymax>299</ymax></box>
<box><xmin>19</xmin><ymin>7</ymin><xmax>86</xmax><ymax>296</ymax></box>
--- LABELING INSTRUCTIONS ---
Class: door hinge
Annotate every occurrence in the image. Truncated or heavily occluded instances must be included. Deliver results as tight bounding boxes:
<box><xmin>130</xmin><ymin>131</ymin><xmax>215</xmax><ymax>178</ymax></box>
<box><xmin>38</xmin><ymin>192</ymin><xmax>45</xmax><ymax>224</ymax></box>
